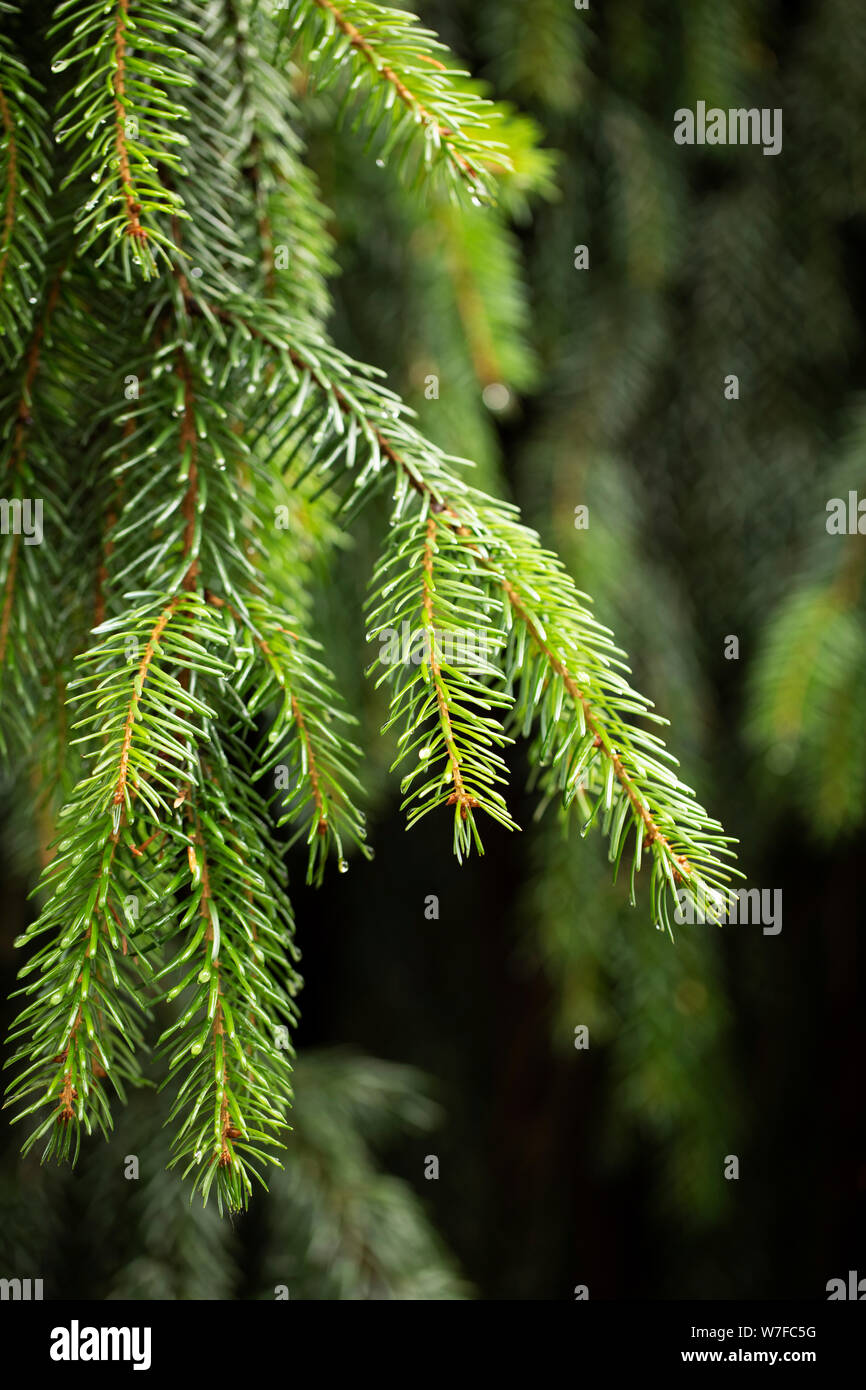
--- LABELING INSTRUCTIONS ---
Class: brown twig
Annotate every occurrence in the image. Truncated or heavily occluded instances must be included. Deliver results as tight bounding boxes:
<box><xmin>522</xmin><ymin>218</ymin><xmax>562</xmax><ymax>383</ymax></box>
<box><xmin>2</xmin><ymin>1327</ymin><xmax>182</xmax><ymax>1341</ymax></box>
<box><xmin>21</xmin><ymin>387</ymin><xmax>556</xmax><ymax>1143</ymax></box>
<box><xmin>111</xmin><ymin>597</ymin><xmax>181</xmax><ymax>821</ymax></box>
<box><xmin>112</xmin><ymin>0</ymin><xmax>148</xmax><ymax>246</ymax></box>
<box><xmin>309</xmin><ymin>0</ymin><xmax>496</xmax><ymax>187</ymax></box>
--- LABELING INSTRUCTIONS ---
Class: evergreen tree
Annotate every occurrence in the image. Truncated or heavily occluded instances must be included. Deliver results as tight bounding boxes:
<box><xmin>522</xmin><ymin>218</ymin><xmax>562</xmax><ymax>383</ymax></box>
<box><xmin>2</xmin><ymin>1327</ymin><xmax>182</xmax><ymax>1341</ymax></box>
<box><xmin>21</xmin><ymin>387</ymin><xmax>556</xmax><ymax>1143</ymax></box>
<box><xmin>0</xmin><ymin>0</ymin><xmax>740</xmax><ymax>1231</ymax></box>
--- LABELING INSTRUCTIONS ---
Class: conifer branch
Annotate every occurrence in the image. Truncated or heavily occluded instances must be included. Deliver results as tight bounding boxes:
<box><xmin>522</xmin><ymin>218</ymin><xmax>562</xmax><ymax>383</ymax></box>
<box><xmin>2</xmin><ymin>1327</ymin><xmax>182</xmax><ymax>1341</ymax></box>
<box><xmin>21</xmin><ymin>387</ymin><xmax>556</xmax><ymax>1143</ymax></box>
<box><xmin>50</xmin><ymin>0</ymin><xmax>194</xmax><ymax>278</ymax></box>
<box><xmin>212</xmin><ymin>303</ymin><xmax>739</xmax><ymax>924</ymax></box>
<box><xmin>155</xmin><ymin>737</ymin><xmax>301</xmax><ymax>1212</ymax></box>
<box><xmin>164</xmin><ymin>280</ymin><xmax>738</xmax><ymax>927</ymax></box>
<box><xmin>3</xmin><ymin>594</ymin><xmax>232</xmax><ymax>1152</ymax></box>
<box><xmin>222</xmin><ymin>0</ymin><xmax>336</xmax><ymax>318</ymax></box>
<box><xmin>366</xmin><ymin>511</ymin><xmax>515</xmax><ymax>859</ymax></box>
<box><xmin>205</xmin><ymin>590</ymin><xmax>370</xmax><ymax>886</ymax></box>
<box><xmin>1</xmin><ymin>0</ymin><xmax>746</xmax><ymax>1217</ymax></box>
<box><xmin>283</xmin><ymin>0</ymin><xmax>512</xmax><ymax>199</ymax></box>
<box><xmin>0</xmin><ymin>30</ymin><xmax>51</xmax><ymax>363</ymax></box>
<box><xmin>0</xmin><ymin>270</ymin><xmax>68</xmax><ymax>751</ymax></box>
<box><xmin>0</xmin><ymin>83</ymin><xmax>18</xmax><ymax>290</ymax></box>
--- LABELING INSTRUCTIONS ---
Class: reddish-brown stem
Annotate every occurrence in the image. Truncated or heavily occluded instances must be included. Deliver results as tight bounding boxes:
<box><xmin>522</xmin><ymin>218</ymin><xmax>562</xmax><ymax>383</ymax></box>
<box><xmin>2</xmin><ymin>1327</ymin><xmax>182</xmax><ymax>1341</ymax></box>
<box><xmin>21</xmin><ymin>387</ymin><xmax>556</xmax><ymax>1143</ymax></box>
<box><xmin>421</xmin><ymin>515</ymin><xmax>477</xmax><ymax>818</ymax></box>
<box><xmin>112</xmin><ymin>0</ymin><xmax>148</xmax><ymax>245</ymax></box>
<box><xmin>111</xmin><ymin>597</ymin><xmax>181</xmax><ymax>819</ymax></box>
<box><xmin>309</xmin><ymin>0</ymin><xmax>497</xmax><ymax>186</ymax></box>
<box><xmin>130</xmin><ymin>826</ymin><xmax>165</xmax><ymax>858</ymax></box>
<box><xmin>499</xmin><ymin>576</ymin><xmax>688</xmax><ymax>877</ymax></box>
<box><xmin>188</xmin><ymin>815</ymin><xmax>234</xmax><ymax>1167</ymax></box>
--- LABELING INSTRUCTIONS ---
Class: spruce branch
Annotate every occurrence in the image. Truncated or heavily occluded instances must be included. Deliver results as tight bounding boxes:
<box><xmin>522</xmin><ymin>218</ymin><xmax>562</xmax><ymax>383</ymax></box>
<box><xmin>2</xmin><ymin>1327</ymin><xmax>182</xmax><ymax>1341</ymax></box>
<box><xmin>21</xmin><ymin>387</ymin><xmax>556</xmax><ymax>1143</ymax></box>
<box><xmin>217</xmin><ymin>594</ymin><xmax>371</xmax><ymax>886</ymax></box>
<box><xmin>1</xmin><ymin>0</ymin><xmax>747</xmax><ymax>1217</ymax></box>
<box><xmin>748</xmin><ymin>581</ymin><xmax>866</xmax><ymax>838</ymax></box>
<box><xmin>3</xmin><ymin>841</ymin><xmax>150</xmax><ymax>1165</ymax></box>
<box><xmin>748</xmin><ymin>407</ymin><xmax>866</xmax><ymax>838</ymax></box>
<box><xmin>283</xmin><ymin>0</ymin><xmax>512</xmax><ymax>199</ymax></box>
<box><xmin>153</xmin><ymin>741</ymin><xmax>301</xmax><ymax>1213</ymax></box>
<box><xmin>366</xmin><ymin>511</ymin><xmax>516</xmax><ymax>859</ymax></box>
<box><xmin>0</xmin><ymin>27</ymin><xmax>52</xmax><ymax>364</ymax></box>
<box><xmin>0</xmin><ymin>269</ymin><xmax>72</xmax><ymax>754</ymax></box>
<box><xmin>168</xmin><ymin>273</ymin><xmax>738</xmax><ymax>928</ymax></box>
<box><xmin>210</xmin><ymin>300</ymin><xmax>740</xmax><ymax>926</ymax></box>
<box><xmin>276</xmin><ymin>1050</ymin><xmax>468</xmax><ymax>1299</ymax></box>
<box><xmin>3</xmin><ymin>593</ymin><xmax>232</xmax><ymax>1153</ymax></box>
<box><xmin>480</xmin><ymin>510</ymin><xmax>742</xmax><ymax>935</ymax></box>
<box><xmin>49</xmin><ymin>0</ymin><xmax>195</xmax><ymax>278</ymax></box>
<box><xmin>224</xmin><ymin>0</ymin><xmax>337</xmax><ymax>319</ymax></box>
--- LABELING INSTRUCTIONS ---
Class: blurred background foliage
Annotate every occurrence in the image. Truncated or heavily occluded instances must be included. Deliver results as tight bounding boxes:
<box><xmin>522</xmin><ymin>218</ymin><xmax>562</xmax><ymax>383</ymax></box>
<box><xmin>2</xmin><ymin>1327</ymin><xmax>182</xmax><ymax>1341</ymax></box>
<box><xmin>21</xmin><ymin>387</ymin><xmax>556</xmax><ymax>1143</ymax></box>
<box><xmin>1</xmin><ymin>0</ymin><xmax>864</xmax><ymax>1298</ymax></box>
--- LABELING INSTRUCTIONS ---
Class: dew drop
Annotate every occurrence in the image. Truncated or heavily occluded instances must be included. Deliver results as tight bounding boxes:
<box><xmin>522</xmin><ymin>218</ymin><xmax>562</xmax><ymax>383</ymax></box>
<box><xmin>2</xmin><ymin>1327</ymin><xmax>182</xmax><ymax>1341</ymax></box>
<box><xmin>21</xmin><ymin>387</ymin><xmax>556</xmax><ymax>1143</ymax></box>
<box><xmin>482</xmin><ymin>382</ymin><xmax>511</xmax><ymax>412</ymax></box>
<box><xmin>337</xmin><ymin>859</ymin><xmax>349</xmax><ymax>874</ymax></box>
<box><xmin>197</xmin><ymin>968</ymin><xmax>210</xmax><ymax>983</ymax></box>
<box><xmin>190</xmin><ymin>1041</ymin><xmax>203</xmax><ymax>1055</ymax></box>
